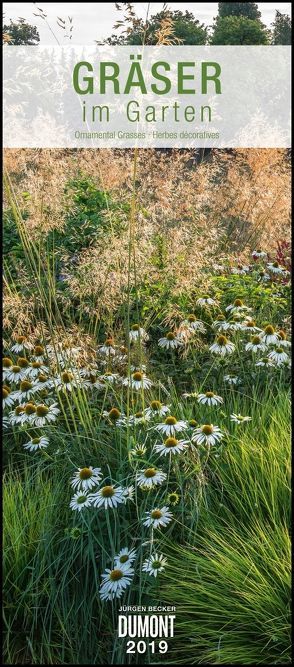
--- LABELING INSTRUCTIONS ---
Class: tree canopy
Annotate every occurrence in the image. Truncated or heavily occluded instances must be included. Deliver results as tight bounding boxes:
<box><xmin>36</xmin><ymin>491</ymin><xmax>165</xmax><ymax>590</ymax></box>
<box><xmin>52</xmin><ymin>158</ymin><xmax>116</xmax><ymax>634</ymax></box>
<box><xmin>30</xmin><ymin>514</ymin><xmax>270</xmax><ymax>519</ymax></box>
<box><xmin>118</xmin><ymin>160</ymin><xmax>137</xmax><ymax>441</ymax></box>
<box><xmin>3</xmin><ymin>18</ymin><xmax>40</xmax><ymax>45</ymax></box>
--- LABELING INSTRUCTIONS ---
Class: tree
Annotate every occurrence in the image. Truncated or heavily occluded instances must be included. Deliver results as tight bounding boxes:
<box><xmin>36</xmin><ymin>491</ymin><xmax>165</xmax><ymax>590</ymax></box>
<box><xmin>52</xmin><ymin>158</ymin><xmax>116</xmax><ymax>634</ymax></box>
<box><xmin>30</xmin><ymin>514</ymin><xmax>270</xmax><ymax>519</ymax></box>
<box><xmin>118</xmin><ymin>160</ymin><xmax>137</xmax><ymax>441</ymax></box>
<box><xmin>211</xmin><ymin>16</ymin><xmax>269</xmax><ymax>45</ymax></box>
<box><xmin>105</xmin><ymin>10</ymin><xmax>207</xmax><ymax>45</ymax></box>
<box><xmin>271</xmin><ymin>10</ymin><xmax>291</xmax><ymax>45</ymax></box>
<box><xmin>218</xmin><ymin>3</ymin><xmax>261</xmax><ymax>20</ymax></box>
<box><xmin>3</xmin><ymin>18</ymin><xmax>40</xmax><ymax>45</ymax></box>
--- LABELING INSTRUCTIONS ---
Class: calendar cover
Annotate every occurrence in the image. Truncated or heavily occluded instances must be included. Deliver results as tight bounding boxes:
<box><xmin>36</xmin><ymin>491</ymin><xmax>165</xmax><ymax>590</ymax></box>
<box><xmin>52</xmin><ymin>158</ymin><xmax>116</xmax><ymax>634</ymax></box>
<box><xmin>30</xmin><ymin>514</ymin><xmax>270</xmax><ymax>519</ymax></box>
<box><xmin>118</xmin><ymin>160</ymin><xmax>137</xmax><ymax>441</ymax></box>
<box><xmin>2</xmin><ymin>2</ymin><xmax>291</xmax><ymax>665</ymax></box>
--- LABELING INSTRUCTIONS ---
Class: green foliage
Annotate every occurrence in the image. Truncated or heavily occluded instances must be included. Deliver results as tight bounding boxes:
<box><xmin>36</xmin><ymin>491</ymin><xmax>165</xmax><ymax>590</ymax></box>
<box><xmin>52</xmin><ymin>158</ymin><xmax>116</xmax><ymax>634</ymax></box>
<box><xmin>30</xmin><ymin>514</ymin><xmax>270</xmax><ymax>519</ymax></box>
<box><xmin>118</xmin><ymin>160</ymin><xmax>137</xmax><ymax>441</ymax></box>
<box><xmin>211</xmin><ymin>15</ymin><xmax>269</xmax><ymax>44</ymax></box>
<box><xmin>48</xmin><ymin>177</ymin><xmax>111</xmax><ymax>257</ymax></box>
<box><xmin>161</xmin><ymin>394</ymin><xmax>291</xmax><ymax>664</ymax></box>
<box><xmin>218</xmin><ymin>2</ymin><xmax>261</xmax><ymax>20</ymax></box>
<box><xmin>106</xmin><ymin>10</ymin><xmax>207</xmax><ymax>45</ymax></box>
<box><xmin>3</xmin><ymin>18</ymin><xmax>40</xmax><ymax>45</ymax></box>
<box><xmin>271</xmin><ymin>10</ymin><xmax>292</xmax><ymax>45</ymax></box>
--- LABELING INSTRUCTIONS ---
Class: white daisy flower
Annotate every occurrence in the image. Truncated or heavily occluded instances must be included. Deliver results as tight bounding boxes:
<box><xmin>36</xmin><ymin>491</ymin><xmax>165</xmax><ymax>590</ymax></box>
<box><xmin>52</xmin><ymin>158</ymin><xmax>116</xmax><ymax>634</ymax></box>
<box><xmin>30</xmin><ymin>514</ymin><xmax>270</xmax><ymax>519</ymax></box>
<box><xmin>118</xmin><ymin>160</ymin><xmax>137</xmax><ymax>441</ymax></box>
<box><xmin>197</xmin><ymin>391</ymin><xmax>223</xmax><ymax>406</ymax></box>
<box><xmin>196</xmin><ymin>296</ymin><xmax>217</xmax><ymax>307</ymax></box>
<box><xmin>252</xmin><ymin>250</ymin><xmax>267</xmax><ymax>259</ymax></box>
<box><xmin>241</xmin><ymin>319</ymin><xmax>262</xmax><ymax>334</ymax></box>
<box><xmin>276</xmin><ymin>330</ymin><xmax>291</xmax><ymax>348</ymax></box>
<box><xmin>30</xmin><ymin>403</ymin><xmax>60</xmax><ymax>427</ymax></box>
<box><xmin>5</xmin><ymin>365</ymin><xmax>26</xmax><ymax>384</ymax></box>
<box><xmin>31</xmin><ymin>374</ymin><xmax>55</xmax><ymax>392</ymax></box>
<box><xmin>154</xmin><ymin>437</ymin><xmax>188</xmax><ymax>457</ymax></box>
<box><xmin>2</xmin><ymin>416</ymin><xmax>10</xmax><ymax>429</ymax></box>
<box><xmin>260</xmin><ymin>325</ymin><xmax>280</xmax><ymax>345</ymax></box>
<box><xmin>142</xmin><ymin>553</ymin><xmax>167</xmax><ymax>577</ymax></box>
<box><xmin>122</xmin><ymin>371</ymin><xmax>152</xmax><ymax>391</ymax></box>
<box><xmin>154</xmin><ymin>416</ymin><xmax>187</xmax><ymax>437</ymax></box>
<box><xmin>245</xmin><ymin>336</ymin><xmax>267</xmax><ymax>353</ymax></box>
<box><xmin>213</xmin><ymin>320</ymin><xmax>236</xmax><ymax>332</ymax></box>
<box><xmin>99</xmin><ymin>564</ymin><xmax>134</xmax><ymax>601</ymax></box>
<box><xmin>181</xmin><ymin>315</ymin><xmax>206</xmax><ymax>333</ymax></box>
<box><xmin>255</xmin><ymin>356</ymin><xmax>275</xmax><ymax>367</ymax></box>
<box><xmin>209</xmin><ymin>336</ymin><xmax>235</xmax><ymax>356</ymax></box>
<box><xmin>70</xmin><ymin>491</ymin><xmax>92</xmax><ymax>512</ymax></box>
<box><xmin>128</xmin><ymin>411</ymin><xmax>151</xmax><ymax>426</ymax></box>
<box><xmin>23</xmin><ymin>435</ymin><xmax>49</xmax><ymax>451</ymax></box>
<box><xmin>136</xmin><ymin>467</ymin><xmax>167</xmax><ymax>488</ymax></box>
<box><xmin>130</xmin><ymin>444</ymin><xmax>147</xmax><ymax>457</ymax></box>
<box><xmin>26</xmin><ymin>361</ymin><xmax>50</xmax><ymax>379</ymax></box>
<box><xmin>122</xmin><ymin>486</ymin><xmax>135</xmax><ymax>503</ymax></box>
<box><xmin>129</xmin><ymin>324</ymin><xmax>149</xmax><ymax>342</ymax></box>
<box><xmin>143</xmin><ymin>506</ymin><xmax>173</xmax><ymax>529</ymax></box>
<box><xmin>54</xmin><ymin>370</ymin><xmax>79</xmax><ymax>393</ymax></box>
<box><xmin>114</xmin><ymin>548</ymin><xmax>137</xmax><ymax>567</ymax></box>
<box><xmin>100</xmin><ymin>372</ymin><xmax>120</xmax><ymax>385</ymax></box>
<box><xmin>268</xmin><ymin>348</ymin><xmax>290</xmax><ymax>366</ymax></box>
<box><xmin>230</xmin><ymin>414</ymin><xmax>252</xmax><ymax>424</ymax></box>
<box><xmin>71</xmin><ymin>466</ymin><xmax>102</xmax><ymax>491</ymax></box>
<box><xmin>2</xmin><ymin>385</ymin><xmax>15</xmax><ymax>408</ymax></box>
<box><xmin>223</xmin><ymin>374</ymin><xmax>240</xmax><ymax>385</ymax></box>
<box><xmin>98</xmin><ymin>338</ymin><xmax>116</xmax><ymax>356</ymax></box>
<box><xmin>144</xmin><ymin>400</ymin><xmax>170</xmax><ymax>419</ymax></box>
<box><xmin>89</xmin><ymin>485</ymin><xmax>126</xmax><ymax>509</ymax></box>
<box><xmin>10</xmin><ymin>379</ymin><xmax>36</xmax><ymax>403</ymax></box>
<box><xmin>10</xmin><ymin>336</ymin><xmax>33</xmax><ymax>353</ymax></box>
<box><xmin>9</xmin><ymin>404</ymin><xmax>26</xmax><ymax>425</ymax></box>
<box><xmin>267</xmin><ymin>262</ymin><xmax>285</xmax><ymax>274</ymax></box>
<box><xmin>158</xmin><ymin>333</ymin><xmax>183</xmax><ymax>350</ymax></box>
<box><xmin>2</xmin><ymin>357</ymin><xmax>14</xmax><ymax>379</ymax></box>
<box><xmin>231</xmin><ymin>265</ymin><xmax>249</xmax><ymax>275</ymax></box>
<box><xmin>102</xmin><ymin>407</ymin><xmax>124</xmax><ymax>423</ymax></box>
<box><xmin>191</xmin><ymin>424</ymin><xmax>224</xmax><ymax>446</ymax></box>
<box><xmin>31</xmin><ymin>345</ymin><xmax>47</xmax><ymax>364</ymax></box>
<box><xmin>226</xmin><ymin>299</ymin><xmax>251</xmax><ymax>314</ymax></box>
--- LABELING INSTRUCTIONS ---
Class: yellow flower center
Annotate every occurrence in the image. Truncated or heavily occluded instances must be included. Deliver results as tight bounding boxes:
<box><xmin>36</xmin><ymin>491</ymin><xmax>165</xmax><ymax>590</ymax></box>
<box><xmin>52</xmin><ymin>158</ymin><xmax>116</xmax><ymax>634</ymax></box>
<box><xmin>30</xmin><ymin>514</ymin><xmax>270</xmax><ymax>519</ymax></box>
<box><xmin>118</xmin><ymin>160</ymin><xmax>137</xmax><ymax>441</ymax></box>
<box><xmin>166</xmin><ymin>332</ymin><xmax>175</xmax><ymax>341</ymax></box>
<box><xmin>34</xmin><ymin>345</ymin><xmax>44</xmax><ymax>356</ymax></box>
<box><xmin>61</xmin><ymin>371</ymin><xmax>73</xmax><ymax>383</ymax></box>
<box><xmin>187</xmin><ymin>314</ymin><xmax>196</xmax><ymax>322</ymax></box>
<box><xmin>245</xmin><ymin>320</ymin><xmax>255</xmax><ymax>328</ymax></box>
<box><xmin>12</xmin><ymin>365</ymin><xmax>21</xmax><ymax>373</ymax></box>
<box><xmin>32</xmin><ymin>437</ymin><xmax>41</xmax><ymax>444</ymax></box>
<box><xmin>77</xmin><ymin>495</ymin><xmax>87</xmax><ymax>504</ymax></box>
<box><xmin>133</xmin><ymin>372</ymin><xmax>143</xmax><ymax>382</ymax></box>
<box><xmin>151</xmin><ymin>509</ymin><xmax>162</xmax><ymax>520</ymax></box>
<box><xmin>105</xmin><ymin>338</ymin><xmax>114</xmax><ymax>347</ymax></box>
<box><xmin>165</xmin><ymin>416</ymin><xmax>177</xmax><ymax>425</ymax></box>
<box><xmin>150</xmin><ymin>400</ymin><xmax>161</xmax><ymax>410</ymax></box>
<box><xmin>144</xmin><ymin>468</ymin><xmax>157</xmax><ymax>478</ymax></box>
<box><xmin>32</xmin><ymin>362</ymin><xmax>41</xmax><ymax>369</ymax></box>
<box><xmin>252</xmin><ymin>336</ymin><xmax>261</xmax><ymax>345</ymax></box>
<box><xmin>20</xmin><ymin>380</ymin><xmax>33</xmax><ymax>391</ymax></box>
<box><xmin>202</xmin><ymin>424</ymin><xmax>213</xmax><ymax>435</ymax></box>
<box><xmin>135</xmin><ymin>411</ymin><xmax>143</xmax><ymax>418</ymax></box>
<box><xmin>217</xmin><ymin>336</ymin><xmax>228</xmax><ymax>346</ymax></box>
<box><xmin>205</xmin><ymin>392</ymin><xmax>214</xmax><ymax>398</ymax></box>
<box><xmin>16</xmin><ymin>336</ymin><xmax>26</xmax><ymax>344</ymax></box>
<box><xmin>109</xmin><ymin>569</ymin><xmax>123</xmax><ymax>581</ymax></box>
<box><xmin>108</xmin><ymin>408</ymin><xmax>120</xmax><ymax>420</ymax></box>
<box><xmin>189</xmin><ymin>419</ymin><xmax>197</xmax><ymax>427</ymax></box>
<box><xmin>36</xmin><ymin>405</ymin><xmax>49</xmax><ymax>417</ymax></box>
<box><xmin>119</xmin><ymin>555</ymin><xmax>129</xmax><ymax>564</ymax></box>
<box><xmin>38</xmin><ymin>374</ymin><xmax>47</xmax><ymax>383</ymax></box>
<box><xmin>15</xmin><ymin>406</ymin><xmax>24</xmax><ymax>415</ymax></box>
<box><xmin>278</xmin><ymin>330</ymin><xmax>286</xmax><ymax>340</ymax></box>
<box><xmin>17</xmin><ymin>357</ymin><xmax>29</xmax><ymax>368</ymax></box>
<box><xmin>164</xmin><ymin>437</ymin><xmax>178</xmax><ymax>448</ymax></box>
<box><xmin>79</xmin><ymin>467</ymin><xmax>93</xmax><ymax>480</ymax></box>
<box><xmin>131</xmin><ymin>324</ymin><xmax>139</xmax><ymax>331</ymax></box>
<box><xmin>3</xmin><ymin>357</ymin><xmax>13</xmax><ymax>368</ymax></box>
<box><xmin>3</xmin><ymin>388</ymin><xmax>9</xmax><ymax>398</ymax></box>
<box><xmin>101</xmin><ymin>486</ymin><xmax>115</xmax><ymax>498</ymax></box>
<box><xmin>264</xmin><ymin>325</ymin><xmax>275</xmax><ymax>335</ymax></box>
<box><xmin>234</xmin><ymin>299</ymin><xmax>243</xmax><ymax>307</ymax></box>
<box><xmin>24</xmin><ymin>403</ymin><xmax>36</xmax><ymax>415</ymax></box>
<box><xmin>276</xmin><ymin>348</ymin><xmax>284</xmax><ymax>354</ymax></box>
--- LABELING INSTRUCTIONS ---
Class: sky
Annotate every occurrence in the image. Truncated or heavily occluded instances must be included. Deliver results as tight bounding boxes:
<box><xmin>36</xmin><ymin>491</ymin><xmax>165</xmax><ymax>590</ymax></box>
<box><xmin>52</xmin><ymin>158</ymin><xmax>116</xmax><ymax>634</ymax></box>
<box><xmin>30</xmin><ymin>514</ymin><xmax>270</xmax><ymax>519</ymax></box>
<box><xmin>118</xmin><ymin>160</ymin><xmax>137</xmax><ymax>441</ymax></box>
<box><xmin>3</xmin><ymin>2</ymin><xmax>292</xmax><ymax>44</ymax></box>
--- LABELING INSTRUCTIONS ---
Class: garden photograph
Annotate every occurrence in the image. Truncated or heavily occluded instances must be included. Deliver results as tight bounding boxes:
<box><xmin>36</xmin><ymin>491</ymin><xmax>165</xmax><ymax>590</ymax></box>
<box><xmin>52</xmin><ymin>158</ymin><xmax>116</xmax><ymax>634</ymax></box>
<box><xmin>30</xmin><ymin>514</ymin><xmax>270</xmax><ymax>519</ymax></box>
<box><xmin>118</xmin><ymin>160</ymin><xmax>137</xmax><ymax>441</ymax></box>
<box><xmin>2</xmin><ymin>3</ymin><xmax>292</xmax><ymax>665</ymax></box>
